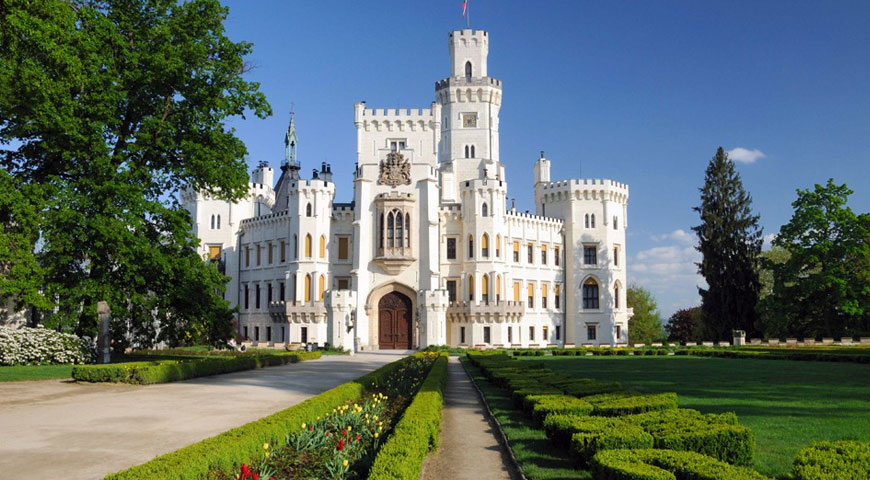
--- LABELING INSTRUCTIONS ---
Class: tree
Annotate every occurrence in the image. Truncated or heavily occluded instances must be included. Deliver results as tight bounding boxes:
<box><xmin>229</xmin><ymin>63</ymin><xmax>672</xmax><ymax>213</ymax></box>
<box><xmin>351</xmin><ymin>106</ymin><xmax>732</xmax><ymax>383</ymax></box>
<box><xmin>763</xmin><ymin>180</ymin><xmax>870</xmax><ymax>338</ymax></box>
<box><xmin>627</xmin><ymin>285</ymin><xmax>664</xmax><ymax>344</ymax></box>
<box><xmin>0</xmin><ymin>0</ymin><xmax>270</xmax><ymax>347</ymax></box>
<box><xmin>692</xmin><ymin>147</ymin><xmax>763</xmax><ymax>341</ymax></box>
<box><xmin>665</xmin><ymin>307</ymin><xmax>704</xmax><ymax>343</ymax></box>
<box><xmin>755</xmin><ymin>246</ymin><xmax>791</xmax><ymax>338</ymax></box>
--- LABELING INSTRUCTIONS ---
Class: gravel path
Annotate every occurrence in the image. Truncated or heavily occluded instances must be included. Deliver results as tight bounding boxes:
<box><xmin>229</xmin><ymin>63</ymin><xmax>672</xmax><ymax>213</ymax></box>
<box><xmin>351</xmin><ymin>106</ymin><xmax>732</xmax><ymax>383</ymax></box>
<box><xmin>0</xmin><ymin>352</ymin><xmax>405</xmax><ymax>480</ymax></box>
<box><xmin>421</xmin><ymin>356</ymin><xmax>515</xmax><ymax>480</ymax></box>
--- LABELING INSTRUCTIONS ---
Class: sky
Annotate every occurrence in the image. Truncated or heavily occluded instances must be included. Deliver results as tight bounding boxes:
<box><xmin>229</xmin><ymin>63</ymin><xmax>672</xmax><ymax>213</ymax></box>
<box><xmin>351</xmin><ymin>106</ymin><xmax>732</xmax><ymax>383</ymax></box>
<box><xmin>221</xmin><ymin>0</ymin><xmax>870</xmax><ymax>318</ymax></box>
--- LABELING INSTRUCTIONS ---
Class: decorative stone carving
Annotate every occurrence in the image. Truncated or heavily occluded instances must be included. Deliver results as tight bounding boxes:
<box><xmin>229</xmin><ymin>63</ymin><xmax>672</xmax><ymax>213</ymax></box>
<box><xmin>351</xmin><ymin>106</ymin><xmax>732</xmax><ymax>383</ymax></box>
<box><xmin>378</xmin><ymin>151</ymin><xmax>411</xmax><ymax>186</ymax></box>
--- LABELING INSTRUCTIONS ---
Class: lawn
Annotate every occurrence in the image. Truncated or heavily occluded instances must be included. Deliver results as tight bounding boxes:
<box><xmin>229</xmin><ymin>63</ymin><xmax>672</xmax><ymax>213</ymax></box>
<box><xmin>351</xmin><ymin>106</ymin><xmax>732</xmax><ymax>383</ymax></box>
<box><xmin>0</xmin><ymin>364</ymin><xmax>74</xmax><ymax>382</ymax></box>
<box><xmin>521</xmin><ymin>355</ymin><xmax>870</xmax><ymax>478</ymax></box>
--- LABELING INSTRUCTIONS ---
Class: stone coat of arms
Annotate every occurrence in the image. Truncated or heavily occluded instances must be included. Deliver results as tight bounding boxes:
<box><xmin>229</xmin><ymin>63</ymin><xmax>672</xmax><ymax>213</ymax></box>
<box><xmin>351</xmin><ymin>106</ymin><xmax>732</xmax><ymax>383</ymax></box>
<box><xmin>378</xmin><ymin>151</ymin><xmax>412</xmax><ymax>187</ymax></box>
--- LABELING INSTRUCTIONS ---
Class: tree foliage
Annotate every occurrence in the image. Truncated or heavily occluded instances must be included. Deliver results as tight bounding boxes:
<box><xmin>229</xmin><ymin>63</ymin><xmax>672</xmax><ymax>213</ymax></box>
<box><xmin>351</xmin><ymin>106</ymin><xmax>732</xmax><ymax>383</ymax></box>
<box><xmin>0</xmin><ymin>0</ymin><xmax>271</xmax><ymax>348</ymax></box>
<box><xmin>627</xmin><ymin>285</ymin><xmax>664</xmax><ymax>344</ymax></box>
<box><xmin>692</xmin><ymin>147</ymin><xmax>763</xmax><ymax>340</ymax></box>
<box><xmin>761</xmin><ymin>180</ymin><xmax>870</xmax><ymax>338</ymax></box>
<box><xmin>665</xmin><ymin>307</ymin><xmax>705</xmax><ymax>343</ymax></box>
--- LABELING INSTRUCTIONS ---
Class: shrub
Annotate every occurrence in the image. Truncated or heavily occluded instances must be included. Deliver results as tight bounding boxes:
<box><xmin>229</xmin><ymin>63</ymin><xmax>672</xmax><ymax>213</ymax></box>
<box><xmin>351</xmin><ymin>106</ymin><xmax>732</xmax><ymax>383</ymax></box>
<box><xmin>558</xmin><ymin>378</ymin><xmax>624</xmax><ymax>397</ymax></box>
<box><xmin>0</xmin><ymin>325</ymin><xmax>95</xmax><ymax>365</ymax></box>
<box><xmin>73</xmin><ymin>351</ymin><xmax>320</xmax><ymax>384</ymax></box>
<box><xmin>590</xmin><ymin>448</ymin><xmax>771</xmax><ymax>480</ymax></box>
<box><xmin>542</xmin><ymin>414</ymin><xmax>653</xmax><ymax>461</ymax></box>
<box><xmin>792</xmin><ymin>440</ymin><xmax>870</xmax><ymax>480</ymax></box>
<box><xmin>367</xmin><ymin>353</ymin><xmax>448</xmax><ymax>480</ymax></box>
<box><xmin>525</xmin><ymin>395</ymin><xmax>593</xmax><ymax>423</ymax></box>
<box><xmin>586</xmin><ymin>392</ymin><xmax>679</xmax><ymax>416</ymax></box>
<box><xmin>104</xmin><ymin>353</ymin><xmax>425</xmax><ymax>480</ymax></box>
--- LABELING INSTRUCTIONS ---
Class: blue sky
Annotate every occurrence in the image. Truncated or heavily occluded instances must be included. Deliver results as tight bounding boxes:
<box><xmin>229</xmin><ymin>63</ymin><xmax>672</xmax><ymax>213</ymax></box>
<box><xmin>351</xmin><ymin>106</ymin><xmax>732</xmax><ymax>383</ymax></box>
<box><xmin>222</xmin><ymin>0</ymin><xmax>870</xmax><ymax>318</ymax></box>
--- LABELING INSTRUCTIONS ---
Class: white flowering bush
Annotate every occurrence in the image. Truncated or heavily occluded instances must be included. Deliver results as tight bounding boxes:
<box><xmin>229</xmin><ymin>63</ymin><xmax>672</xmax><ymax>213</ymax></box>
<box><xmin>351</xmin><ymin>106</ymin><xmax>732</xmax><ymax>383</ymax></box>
<box><xmin>0</xmin><ymin>325</ymin><xmax>96</xmax><ymax>365</ymax></box>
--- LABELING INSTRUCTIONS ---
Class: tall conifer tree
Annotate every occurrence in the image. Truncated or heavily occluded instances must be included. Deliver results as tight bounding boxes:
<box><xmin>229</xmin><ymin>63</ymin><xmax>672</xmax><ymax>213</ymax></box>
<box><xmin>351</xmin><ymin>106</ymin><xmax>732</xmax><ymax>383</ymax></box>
<box><xmin>692</xmin><ymin>147</ymin><xmax>763</xmax><ymax>340</ymax></box>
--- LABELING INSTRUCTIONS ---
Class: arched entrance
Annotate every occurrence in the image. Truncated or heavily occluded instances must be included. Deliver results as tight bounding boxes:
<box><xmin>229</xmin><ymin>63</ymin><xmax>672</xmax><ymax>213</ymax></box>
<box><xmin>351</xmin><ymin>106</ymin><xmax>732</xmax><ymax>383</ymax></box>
<box><xmin>378</xmin><ymin>291</ymin><xmax>412</xmax><ymax>349</ymax></box>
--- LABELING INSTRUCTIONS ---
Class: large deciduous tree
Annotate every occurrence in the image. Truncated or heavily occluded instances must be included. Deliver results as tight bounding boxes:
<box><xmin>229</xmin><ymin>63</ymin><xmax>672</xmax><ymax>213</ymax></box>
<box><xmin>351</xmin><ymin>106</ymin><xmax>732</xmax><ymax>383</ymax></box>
<box><xmin>665</xmin><ymin>307</ymin><xmax>705</xmax><ymax>344</ymax></box>
<box><xmin>692</xmin><ymin>147</ymin><xmax>763</xmax><ymax>340</ymax></box>
<box><xmin>627</xmin><ymin>285</ymin><xmax>664</xmax><ymax>344</ymax></box>
<box><xmin>763</xmin><ymin>180</ymin><xmax>870</xmax><ymax>338</ymax></box>
<box><xmin>0</xmin><ymin>0</ymin><xmax>271</xmax><ymax>348</ymax></box>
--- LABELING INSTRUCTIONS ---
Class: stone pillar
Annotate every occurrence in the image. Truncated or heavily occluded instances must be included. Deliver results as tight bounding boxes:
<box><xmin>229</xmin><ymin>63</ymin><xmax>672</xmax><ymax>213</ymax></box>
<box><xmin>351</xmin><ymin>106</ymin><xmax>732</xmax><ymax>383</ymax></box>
<box><xmin>97</xmin><ymin>301</ymin><xmax>111</xmax><ymax>364</ymax></box>
<box><xmin>732</xmin><ymin>329</ymin><xmax>746</xmax><ymax>346</ymax></box>
<box><xmin>418</xmin><ymin>289</ymin><xmax>449</xmax><ymax>347</ymax></box>
<box><xmin>325</xmin><ymin>290</ymin><xmax>356</xmax><ymax>353</ymax></box>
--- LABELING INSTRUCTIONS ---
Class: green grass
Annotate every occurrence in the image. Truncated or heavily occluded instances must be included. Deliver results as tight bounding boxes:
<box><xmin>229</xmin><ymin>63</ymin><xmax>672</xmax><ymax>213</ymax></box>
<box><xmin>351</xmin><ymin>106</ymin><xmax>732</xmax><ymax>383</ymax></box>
<box><xmin>522</xmin><ymin>356</ymin><xmax>870</xmax><ymax>478</ymax></box>
<box><xmin>0</xmin><ymin>364</ymin><xmax>74</xmax><ymax>382</ymax></box>
<box><xmin>461</xmin><ymin>357</ymin><xmax>589</xmax><ymax>480</ymax></box>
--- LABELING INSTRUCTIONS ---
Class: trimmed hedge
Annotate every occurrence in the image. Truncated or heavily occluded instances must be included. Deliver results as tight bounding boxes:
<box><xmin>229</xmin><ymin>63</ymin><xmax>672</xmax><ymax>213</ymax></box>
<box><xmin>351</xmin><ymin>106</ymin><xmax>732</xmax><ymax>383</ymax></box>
<box><xmin>586</xmin><ymin>392</ymin><xmax>679</xmax><ymax>416</ymax></box>
<box><xmin>103</xmin><ymin>354</ymin><xmax>418</xmax><ymax>480</ymax></box>
<box><xmin>792</xmin><ymin>441</ymin><xmax>870</xmax><ymax>480</ymax></box>
<box><xmin>73</xmin><ymin>351</ymin><xmax>321</xmax><ymax>384</ymax></box>
<box><xmin>543</xmin><ymin>414</ymin><xmax>653</xmax><ymax>463</ymax></box>
<box><xmin>590</xmin><ymin>448</ymin><xmax>771</xmax><ymax>480</ymax></box>
<box><xmin>367</xmin><ymin>353</ymin><xmax>448</xmax><ymax>480</ymax></box>
<box><xmin>525</xmin><ymin>394</ymin><xmax>594</xmax><ymax>424</ymax></box>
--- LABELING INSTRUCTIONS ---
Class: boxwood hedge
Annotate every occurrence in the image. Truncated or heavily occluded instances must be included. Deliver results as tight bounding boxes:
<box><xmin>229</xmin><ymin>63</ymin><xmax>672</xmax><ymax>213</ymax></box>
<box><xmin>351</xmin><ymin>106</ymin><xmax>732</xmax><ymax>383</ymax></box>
<box><xmin>585</xmin><ymin>392</ymin><xmax>679</xmax><ymax>416</ymax></box>
<box><xmin>792</xmin><ymin>440</ymin><xmax>870</xmax><ymax>480</ymax></box>
<box><xmin>73</xmin><ymin>351</ymin><xmax>320</xmax><ymax>384</ymax></box>
<box><xmin>591</xmin><ymin>448</ymin><xmax>771</xmax><ymax>480</ymax></box>
<box><xmin>367</xmin><ymin>353</ymin><xmax>448</xmax><ymax>480</ymax></box>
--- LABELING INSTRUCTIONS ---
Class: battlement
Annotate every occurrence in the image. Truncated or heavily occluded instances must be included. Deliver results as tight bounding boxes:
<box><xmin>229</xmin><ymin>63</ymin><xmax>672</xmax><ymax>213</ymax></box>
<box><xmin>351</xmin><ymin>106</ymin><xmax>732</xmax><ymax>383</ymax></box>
<box><xmin>449</xmin><ymin>29</ymin><xmax>488</xmax><ymax>40</ymax></box>
<box><xmin>239</xmin><ymin>209</ymin><xmax>290</xmax><ymax>227</ymax></box>
<box><xmin>354</xmin><ymin>102</ymin><xmax>439</xmax><ymax>124</ymax></box>
<box><xmin>435</xmin><ymin>76</ymin><xmax>502</xmax><ymax>91</ymax></box>
<box><xmin>537</xmin><ymin>178</ymin><xmax>629</xmax><ymax>204</ymax></box>
<box><xmin>505</xmin><ymin>210</ymin><xmax>564</xmax><ymax>226</ymax></box>
<box><xmin>332</xmin><ymin>202</ymin><xmax>355</xmax><ymax>212</ymax></box>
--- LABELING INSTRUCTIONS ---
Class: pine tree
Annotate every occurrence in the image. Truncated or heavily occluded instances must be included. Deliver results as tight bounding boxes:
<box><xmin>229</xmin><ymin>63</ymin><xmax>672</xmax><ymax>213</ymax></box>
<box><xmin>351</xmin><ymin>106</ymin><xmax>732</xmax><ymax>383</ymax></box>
<box><xmin>692</xmin><ymin>147</ymin><xmax>763</xmax><ymax>340</ymax></box>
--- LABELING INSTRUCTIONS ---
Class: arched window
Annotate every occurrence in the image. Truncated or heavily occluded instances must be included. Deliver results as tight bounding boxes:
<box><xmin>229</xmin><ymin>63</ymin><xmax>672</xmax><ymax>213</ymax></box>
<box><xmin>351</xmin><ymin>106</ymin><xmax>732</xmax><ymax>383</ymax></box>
<box><xmin>613</xmin><ymin>216</ymin><xmax>618</xmax><ymax>230</ymax></box>
<box><xmin>585</xmin><ymin>214</ymin><xmax>590</xmax><ymax>228</ymax></box>
<box><xmin>216</xmin><ymin>215</ymin><xmax>221</xmax><ymax>229</ymax></box>
<box><xmin>591</xmin><ymin>214</ymin><xmax>596</xmax><ymax>228</ymax></box>
<box><xmin>319</xmin><ymin>235</ymin><xmax>326</xmax><ymax>258</ymax></box>
<box><xmin>465</xmin><ymin>61</ymin><xmax>472</xmax><ymax>79</ymax></box>
<box><xmin>464</xmin><ymin>145</ymin><xmax>470</xmax><ymax>158</ymax></box>
<box><xmin>468</xmin><ymin>234</ymin><xmax>474</xmax><ymax>258</ymax></box>
<box><xmin>387</xmin><ymin>211</ymin><xmax>395</xmax><ymax>247</ymax></box>
<box><xmin>614</xmin><ymin>284</ymin><xmax>621</xmax><ymax>309</ymax></box>
<box><xmin>405</xmin><ymin>213</ymin><xmax>411</xmax><ymax>248</ymax></box>
<box><xmin>319</xmin><ymin>275</ymin><xmax>325</xmax><ymax>301</ymax></box>
<box><xmin>496</xmin><ymin>234</ymin><xmax>501</xmax><ymax>257</ymax></box>
<box><xmin>396</xmin><ymin>211</ymin><xmax>404</xmax><ymax>247</ymax></box>
<box><xmin>304</xmin><ymin>274</ymin><xmax>312</xmax><ymax>303</ymax></box>
<box><xmin>470</xmin><ymin>145</ymin><xmax>475</xmax><ymax>158</ymax></box>
<box><xmin>305</xmin><ymin>234</ymin><xmax>312</xmax><ymax>258</ymax></box>
<box><xmin>468</xmin><ymin>274</ymin><xmax>475</xmax><ymax>301</ymax></box>
<box><xmin>482</xmin><ymin>202</ymin><xmax>488</xmax><ymax>217</ymax></box>
<box><xmin>306</xmin><ymin>203</ymin><xmax>312</xmax><ymax>217</ymax></box>
<box><xmin>496</xmin><ymin>275</ymin><xmax>501</xmax><ymax>302</ymax></box>
<box><xmin>481</xmin><ymin>233</ymin><xmax>489</xmax><ymax>257</ymax></box>
<box><xmin>210</xmin><ymin>215</ymin><xmax>215</xmax><ymax>229</ymax></box>
<box><xmin>583</xmin><ymin>279</ymin><xmax>599</xmax><ymax>309</ymax></box>
<box><xmin>481</xmin><ymin>274</ymin><xmax>489</xmax><ymax>303</ymax></box>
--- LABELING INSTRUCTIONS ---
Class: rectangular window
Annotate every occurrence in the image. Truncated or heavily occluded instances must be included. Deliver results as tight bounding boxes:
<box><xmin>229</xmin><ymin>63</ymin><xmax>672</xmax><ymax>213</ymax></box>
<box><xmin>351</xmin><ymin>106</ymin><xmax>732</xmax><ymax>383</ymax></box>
<box><xmin>583</xmin><ymin>283</ymin><xmax>600</xmax><ymax>309</ymax></box>
<box><xmin>266</xmin><ymin>326</ymin><xmax>272</xmax><ymax>342</ymax></box>
<box><xmin>256</xmin><ymin>244</ymin><xmax>262</xmax><ymax>266</ymax></box>
<box><xmin>268</xmin><ymin>243</ymin><xmax>273</xmax><ymax>264</ymax></box>
<box><xmin>446</xmin><ymin>237</ymin><xmax>457</xmax><ymax>260</ymax></box>
<box><xmin>338</xmin><ymin>236</ymin><xmax>349</xmax><ymax>260</ymax></box>
<box><xmin>584</xmin><ymin>246</ymin><xmax>597</xmax><ymax>265</ymax></box>
<box><xmin>555</xmin><ymin>247</ymin><xmax>560</xmax><ymax>266</ymax></box>
<box><xmin>527</xmin><ymin>283</ymin><xmax>534</xmax><ymax>309</ymax></box>
<box><xmin>245</xmin><ymin>246</ymin><xmax>250</xmax><ymax>267</ymax></box>
<box><xmin>208</xmin><ymin>245</ymin><xmax>222</xmax><ymax>261</ymax></box>
<box><xmin>468</xmin><ymin>276</ymin><xmax>474</xmax><ymax>301</ymax></box>
<box><xmin>508</xmin><ymin>326</ymin><xmax>513</xmax><ymax>344</ymax></box>
<box><xmin>541</xmin><ymin>245</ymin><xmax>547</xmax><ymax>265</ymax></box>
<box><xmin>468</xmin><ymin>237</ymin><xmax>474</xmax><ymax>258</ymax></box>
<box><xmin>542</xmin><ymin>284</ymin><xmax>548</xmax><ymax>309</ymax></box>
<box><xmin>244</xmin><ymin>284</ymin><xmax>249</xmax><ymax>309</ymax></box>
<box><xmin>281</xmin><ymin>326</ymin><xmax>286</xmax><ymax>343</ymax></box>
<box><xmin>243</xmin><ymin>326</ymin><xmax>248</xmax><ymax>340</ymax></box>
<box><xmin>513</xmin><ymin>282</ymin><xmax>520</xmax><ymax>302</ymax></box>
<box><xmin>337</xmin><ymin>278</ymin><xmax>350</xmax><ymax>290</ymax></box>
<box><xmin>513</xmin><ymin>241</ymin><xmax>520</xmax><ymax>262</ymax></box>
<box><xmin>587</xmin><ymin>325</ymin><xmax>597</xmax><ymax>341</ymax></box>
<box><xmin>529</xmin><ymin>326</ymin><xmax>535</xmax><ymax>341</ymax></box>
<box><xmin>528</xmin><ymin>244</ymin><xmax>533</xmax><ymax>263</ymax></box>
<box><xmin>446</xmin><ymin>280</ymin><xmax>457</xmax><ymax>302</ymax></box>
<box><xmin>484</xmin><ymin>326</ymin><xmax>491</xmax><ymax>344</ymax></box>
<box><xmin>616</xmin><ymin>325</ymin><xmax>622</xmax><ymax>340</ymax></box>
<box><xmin>555</xmin><ymin>285</ymin><xmax>561</xmax><ymax>309</ymax></box>
<box><xmin>543</xmin><ymin>326</ymin><xmax>549</xmax><ymax>341</ymax></box>
<box><xmin>255</xmin><ymin>284</ymin><xmax>261</xmax><ymax>309</ymax></box>
<box><xmin>281</xmin><ymin>240</ymin><xmax>287</xmax><ymax>262</ymax></box>
<box><xmin>460</xmin><ymin>326</ymin><xmax>466</xmax><ymax>344</ymax></box>
<box><xmin>279</xmin><ymin>282</ymin><xmax>285</xmax><ymax>301</ymax></box>
<box><xmin>301</xmin><ymin>327</ymin><xmax>308</xmax><ymax>344</ymax></box>
<box><xmin>267</xmin><ymin>283</ymin><xmax>273</xmax><ymax>304</ymax></box>
<box><xmin>255</xmin><ymin>326</ymin><xmax>260</xmax><ymax>341</ymax></box>
<box><xmin>614</xmin><ymin>246</ymin><xmax>619</xmax><ymax>267</ymax></box>
<box><xmin>556</xmin><ymin>325</ymin><xmax>561</xmax><ymax>341</ymax></box>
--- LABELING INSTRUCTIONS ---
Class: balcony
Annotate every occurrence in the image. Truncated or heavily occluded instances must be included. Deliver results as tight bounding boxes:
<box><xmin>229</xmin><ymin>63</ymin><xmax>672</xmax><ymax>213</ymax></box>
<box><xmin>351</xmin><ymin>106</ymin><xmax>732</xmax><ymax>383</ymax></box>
<box><xmin>268</xmin><ymin>301</ymin><xmax>327</xmax><ymax>323</ymax></box>
<box><xmin>446</xmin><ymin>300</ymin><xmax>525</xmax><ymax>323</ymax></box>
<box><xmin>374</xmin><ymin>246</ymin><xmax>415</xmax><ymax>275</ymax></box>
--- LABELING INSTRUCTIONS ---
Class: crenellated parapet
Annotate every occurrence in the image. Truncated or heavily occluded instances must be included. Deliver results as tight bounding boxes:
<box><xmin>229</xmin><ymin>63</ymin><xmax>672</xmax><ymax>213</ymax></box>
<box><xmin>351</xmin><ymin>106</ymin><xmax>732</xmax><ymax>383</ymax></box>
<box><xmin>353</xmin><ymin>103</ymin><xmax>441</xmax><ymax>132</ymax></box>
<box><xmin>538</xmin><ymin>178</ymin><xmax>629</xmax><ymax>205</ymax></box>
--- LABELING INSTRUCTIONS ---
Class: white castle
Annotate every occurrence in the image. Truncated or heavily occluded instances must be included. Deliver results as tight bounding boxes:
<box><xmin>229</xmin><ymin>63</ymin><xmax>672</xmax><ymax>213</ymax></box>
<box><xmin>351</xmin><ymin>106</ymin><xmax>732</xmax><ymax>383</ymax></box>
<box><xmin>182</xmin><ymin>29</ymin><xmax>631</xmax><ymax>351</ymax></box>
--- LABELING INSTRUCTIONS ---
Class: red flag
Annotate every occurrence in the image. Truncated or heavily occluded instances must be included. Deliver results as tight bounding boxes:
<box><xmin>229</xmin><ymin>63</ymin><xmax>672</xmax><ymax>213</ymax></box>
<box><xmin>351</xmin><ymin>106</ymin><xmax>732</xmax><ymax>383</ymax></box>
<box><xmin>462</xmin><ymin>0</ymin><xmax>467</xmax><ymax>18</ymax></box>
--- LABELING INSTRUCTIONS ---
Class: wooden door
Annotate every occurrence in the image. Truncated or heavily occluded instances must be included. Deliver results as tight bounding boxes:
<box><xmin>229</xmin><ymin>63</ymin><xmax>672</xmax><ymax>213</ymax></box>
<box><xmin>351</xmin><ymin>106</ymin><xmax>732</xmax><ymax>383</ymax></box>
<box><xmin>378</xmin><ymin>292</ymin><xmax>412</xmax><ymax>349</ymax></box>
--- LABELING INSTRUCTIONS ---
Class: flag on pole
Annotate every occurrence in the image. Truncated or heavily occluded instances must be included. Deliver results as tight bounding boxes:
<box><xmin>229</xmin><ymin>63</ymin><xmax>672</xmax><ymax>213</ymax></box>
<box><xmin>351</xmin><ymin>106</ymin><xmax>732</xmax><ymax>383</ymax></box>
<box><xmin>462</xmin><ymin>0</ymin><xmax>468</xmax><ymax>18</ymax></box>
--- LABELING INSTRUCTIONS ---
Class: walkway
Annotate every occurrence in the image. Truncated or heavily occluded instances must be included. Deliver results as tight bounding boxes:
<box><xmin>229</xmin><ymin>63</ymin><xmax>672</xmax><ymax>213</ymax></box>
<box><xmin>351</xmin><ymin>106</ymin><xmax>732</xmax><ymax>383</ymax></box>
<box><xmin>0</xmin><ymin>352</ymin><xmax>403</xmax><ymax>480</ymax></box>
<box><xmin>421</xmin><ymin>356</ymin><xmax>515</xmax><ymax>480</ymax></box>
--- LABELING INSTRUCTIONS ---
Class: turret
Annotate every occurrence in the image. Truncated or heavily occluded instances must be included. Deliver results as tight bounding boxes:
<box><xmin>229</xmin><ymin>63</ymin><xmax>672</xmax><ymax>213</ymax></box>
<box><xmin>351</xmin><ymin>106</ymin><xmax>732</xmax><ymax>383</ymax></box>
<box><xmin>283</xmin><ymin>112</ymin><xmax>301</xmax><ymax>180</ymax></box>
<box><xmin>448</xmin><ymin>29</ymin><xmax>489</xmax><ymax>78</ymax></box>
<box><xmin>534</xmin><ymin>151</ymin><xmax>551</xmax><ymax>187</ymax></box>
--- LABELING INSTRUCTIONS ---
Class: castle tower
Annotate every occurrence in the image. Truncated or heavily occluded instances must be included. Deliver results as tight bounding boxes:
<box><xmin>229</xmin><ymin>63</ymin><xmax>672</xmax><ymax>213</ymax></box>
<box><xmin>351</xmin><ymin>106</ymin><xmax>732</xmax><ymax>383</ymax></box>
<box><xmin>436</xmin><ymin>30</ymin><xmax>503</xmax><ymax>191</ymax></box>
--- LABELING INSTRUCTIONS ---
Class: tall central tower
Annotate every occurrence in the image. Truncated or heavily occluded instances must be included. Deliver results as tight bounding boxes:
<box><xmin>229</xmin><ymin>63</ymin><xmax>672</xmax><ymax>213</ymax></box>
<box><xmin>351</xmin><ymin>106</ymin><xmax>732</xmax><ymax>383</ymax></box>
<box><xmin>436</xmin><ymin>29</ymin><xmax>503</xmax><ymax>188</ymax></box>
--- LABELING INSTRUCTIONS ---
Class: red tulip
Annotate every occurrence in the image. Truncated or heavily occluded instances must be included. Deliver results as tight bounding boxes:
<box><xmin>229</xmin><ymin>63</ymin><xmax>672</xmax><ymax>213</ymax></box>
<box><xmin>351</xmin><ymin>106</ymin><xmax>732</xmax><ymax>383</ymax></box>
<box><xmin>342</xmin><ymin>430</ymin><xmax>347</xmax><ymax>436</ymax></box>
<box><xmin>354</xmin><ymin>434</ymin><xmax>360</xmax><ymax>441</ymax></box>
<box><xmin>253</xmin><ymin>474</ymin><xmax>258</xmax><ymax>480</ymax></box>
<box><xmin>337</xmin><ymin>439</ymin><xmax>345</xmax><ymax>450</ymax></box>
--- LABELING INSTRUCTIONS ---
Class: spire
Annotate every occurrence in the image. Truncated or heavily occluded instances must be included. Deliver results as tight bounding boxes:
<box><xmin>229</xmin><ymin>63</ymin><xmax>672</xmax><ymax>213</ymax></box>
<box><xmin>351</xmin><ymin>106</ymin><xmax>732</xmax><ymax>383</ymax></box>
<box><xmin>283</xmin><ymin>108</ymin><xmax>298</xmax><ymax>168</ymax></box>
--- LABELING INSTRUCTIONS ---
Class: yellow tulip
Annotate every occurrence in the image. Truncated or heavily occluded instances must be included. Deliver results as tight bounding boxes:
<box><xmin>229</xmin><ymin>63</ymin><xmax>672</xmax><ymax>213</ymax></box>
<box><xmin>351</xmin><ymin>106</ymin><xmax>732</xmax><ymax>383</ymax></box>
<box><xmin>343</xmin><ymin>459</ymin><xmax>349</xmax><ymax>467</ymax></box>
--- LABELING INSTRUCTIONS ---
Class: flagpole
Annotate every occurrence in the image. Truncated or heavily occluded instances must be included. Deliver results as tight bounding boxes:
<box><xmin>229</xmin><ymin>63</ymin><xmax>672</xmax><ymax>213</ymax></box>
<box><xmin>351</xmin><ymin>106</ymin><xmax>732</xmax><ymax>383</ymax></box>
<box><xmin>467</xmin><ymin>1</ymin><xmax>470</xmax><ymax>28</ymax></box>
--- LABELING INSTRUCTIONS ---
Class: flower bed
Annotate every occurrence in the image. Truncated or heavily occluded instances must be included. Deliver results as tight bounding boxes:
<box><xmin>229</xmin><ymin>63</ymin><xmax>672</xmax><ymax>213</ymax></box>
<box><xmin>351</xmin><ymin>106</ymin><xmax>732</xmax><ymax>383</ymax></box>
<box><xmin>791</xmin><ymin>440</ymin><xmax>870</xmax><ymax>480</ymax></box>
<box><xmin>0</xmin><ymin>325</ymin><xmax>95</xmax><ymax>365</ymax></box>
<box><xmin>72</xmin><ymin>351</ymin><xmax>320</xmax><ymax>384</ymax></box>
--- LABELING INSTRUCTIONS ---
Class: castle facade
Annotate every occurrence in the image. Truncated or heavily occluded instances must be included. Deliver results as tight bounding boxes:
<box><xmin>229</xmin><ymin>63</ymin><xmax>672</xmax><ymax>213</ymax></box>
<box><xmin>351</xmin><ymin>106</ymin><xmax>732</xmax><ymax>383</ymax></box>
<box><xmin>183</xmin><ymin>29</ymin><xmax>631</xmax><ymax>351</ymax></box>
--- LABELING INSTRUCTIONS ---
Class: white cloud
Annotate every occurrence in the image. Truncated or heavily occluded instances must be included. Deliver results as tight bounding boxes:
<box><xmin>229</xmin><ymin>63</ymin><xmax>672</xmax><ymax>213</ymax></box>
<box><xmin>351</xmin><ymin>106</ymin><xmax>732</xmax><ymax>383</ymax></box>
<box><xmin>651</xmin><ymin>229</ymin><xmax>694</xmax><ymax>245</ymax></box>
<box><xmin>763</xmin><ymin>233</ymin><xmax>776</xmax><ymax>249</ymax></box>
<box><xmin>727</xmin><ymin>147</ymin><xmax>766</xmax><ymax>164</ymax></box>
